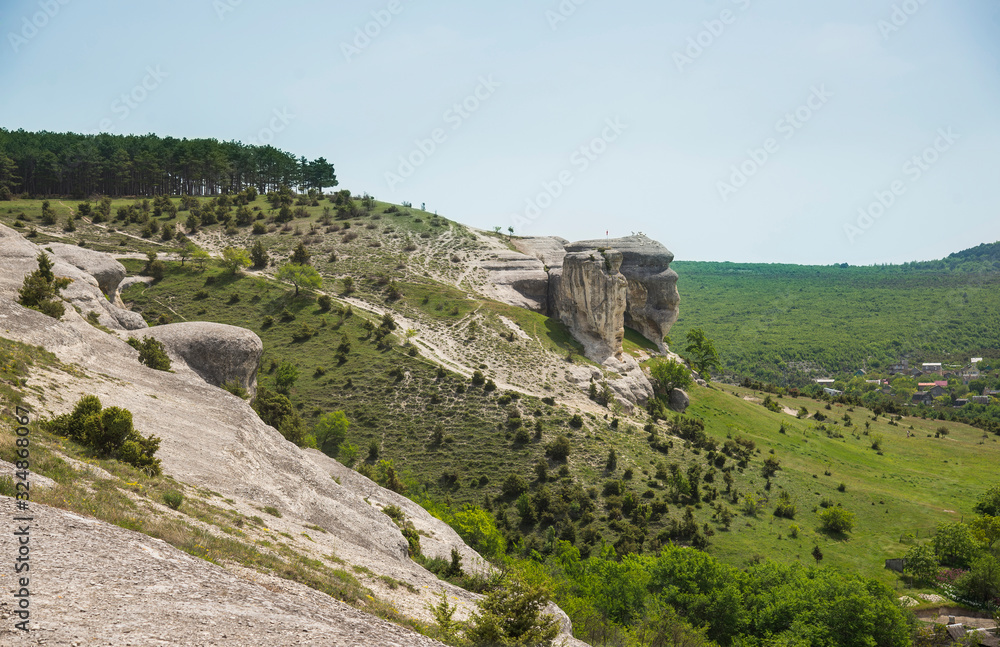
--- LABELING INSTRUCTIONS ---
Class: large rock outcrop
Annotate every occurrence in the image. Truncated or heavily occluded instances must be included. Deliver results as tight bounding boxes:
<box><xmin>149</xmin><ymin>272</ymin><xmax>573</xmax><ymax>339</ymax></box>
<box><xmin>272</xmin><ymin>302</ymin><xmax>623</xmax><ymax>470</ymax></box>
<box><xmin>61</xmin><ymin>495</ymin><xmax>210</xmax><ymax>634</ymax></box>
<box><xmin>564</xmin><ymin>235</ymin><xmax>679</xmax><ymax>352</ymax></box>
<box><xmin>553</xmin><ymin>250</ymin><xmax>628</xmax><ymax>361</ymax></box>
<box><xmin>138</xmin><ymin>322</ymin><xmax>264</xmax><ymax>398</ymax></box>
<box><xmin>478</xmin><ymin>250</ymin><xmax>550</xmax><ymax>312</ymax></box>
<box><xmin>0</xmin><ymin>224</ymin><xmax>588</xmax><ymax>646</ymax></box>
<box><xmin>45</xmin><ymin>242</ymin><xmax>127</xmax><ymax>297</ymax></box>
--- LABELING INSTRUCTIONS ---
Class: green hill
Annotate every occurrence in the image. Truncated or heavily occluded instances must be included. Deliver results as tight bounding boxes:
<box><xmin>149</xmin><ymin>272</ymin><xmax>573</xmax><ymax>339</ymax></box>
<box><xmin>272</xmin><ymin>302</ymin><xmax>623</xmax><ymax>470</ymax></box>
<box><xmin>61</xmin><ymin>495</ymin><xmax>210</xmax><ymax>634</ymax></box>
<box><xmin>2</xmin><ymin>189</ymin><xmax>999</xmax><ymax>646</ymax></box>
<box><xmin>670</xmin><ymin>258</ymin><xmax>1000</xmax><ymax>384</ymax></box>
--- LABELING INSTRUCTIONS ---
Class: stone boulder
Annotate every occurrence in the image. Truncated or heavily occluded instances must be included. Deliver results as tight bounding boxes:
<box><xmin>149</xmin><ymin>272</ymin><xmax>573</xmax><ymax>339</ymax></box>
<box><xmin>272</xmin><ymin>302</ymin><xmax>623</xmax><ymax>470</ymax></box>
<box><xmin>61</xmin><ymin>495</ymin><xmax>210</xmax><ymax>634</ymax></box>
<box><xmin>139</xmin><ymin>322</ymin><xmax>263</xmax><ymax>398</ymax></box>
<box><xmin>553</xmin><ymin>249</ymin><xmax>628</xmax><ymax>361</ymax></box>
<box><xmin>565</xmin><ymin>234</ymin><xmax>679</xmax><ymax>351</ymax></box>
<box><xmin>669</xmin><ymin>388</ymin><xmax>690</xmax><ymax>412</ymax></box>
<box><xmin>45</xmin><ymin>243</ymin><xmax>127</xmax><ymax>297</ymax></box>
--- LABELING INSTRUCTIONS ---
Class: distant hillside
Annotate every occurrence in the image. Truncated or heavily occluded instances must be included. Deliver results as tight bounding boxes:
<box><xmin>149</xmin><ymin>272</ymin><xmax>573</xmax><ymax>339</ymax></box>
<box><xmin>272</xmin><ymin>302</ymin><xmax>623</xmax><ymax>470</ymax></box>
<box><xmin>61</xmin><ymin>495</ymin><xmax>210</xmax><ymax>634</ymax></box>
<box><xmin>671</xmin><ymin>248</ymin><xmax>1000</xmax><ymax>384</ymax></box>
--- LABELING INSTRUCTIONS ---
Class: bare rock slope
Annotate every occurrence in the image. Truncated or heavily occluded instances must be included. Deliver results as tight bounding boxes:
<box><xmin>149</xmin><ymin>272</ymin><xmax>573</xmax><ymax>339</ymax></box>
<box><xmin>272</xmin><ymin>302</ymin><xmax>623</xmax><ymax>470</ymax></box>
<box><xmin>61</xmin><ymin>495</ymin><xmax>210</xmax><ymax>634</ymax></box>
<box><xmin>0</xmin><ymin>225</ymin><xmax>586</xmax><ymax>646</ymax></box>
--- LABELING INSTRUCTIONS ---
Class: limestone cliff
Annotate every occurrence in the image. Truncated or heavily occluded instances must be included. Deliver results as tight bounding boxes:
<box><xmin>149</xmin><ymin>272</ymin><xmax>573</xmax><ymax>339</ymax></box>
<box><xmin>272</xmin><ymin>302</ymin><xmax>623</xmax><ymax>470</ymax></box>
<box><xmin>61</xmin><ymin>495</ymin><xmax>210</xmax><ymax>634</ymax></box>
<box><xmin>553</xmin><ymin>250</ymin><xmax>628</xmax><ymax>362</ymax></box>
<box><xmin>564</xmin><ymin>234</ymin><xmax>679</xmax><ymax>352</ymax></box>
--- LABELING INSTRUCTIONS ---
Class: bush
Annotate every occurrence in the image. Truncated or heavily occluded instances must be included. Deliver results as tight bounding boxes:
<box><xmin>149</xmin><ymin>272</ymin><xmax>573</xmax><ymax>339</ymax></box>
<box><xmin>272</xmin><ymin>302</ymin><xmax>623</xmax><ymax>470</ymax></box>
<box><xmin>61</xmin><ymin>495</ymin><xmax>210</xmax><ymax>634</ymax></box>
<box><xmin>471</xmin><ymin>370</ymin><xmax>485</xmax><ymax>386</ymax></box>
<box><xmin>221</xmin><ymin>379</ymin><xmax>248</xmax><ymax>399</ymax></box>
<box><xmin>501</xmin><ymin>473</ymin><xmax>529</xmax><ymax>499</ymax></box>
<box><xmin>465</xmin><ymin>573</ymin><xmax>559</xmax><ymax>647</ymax></box>
<box><xmin>126</xmin><ymin>337</ymin><xmax>172</xmax><ymax>371</ymax></box>
<box><xmin>162</xmin><ymin>490</ymin><xmax>184</xmax><ymax>510</ymax></box>
<box><xmin>649</xmin><ymin>359</ymin><xmax>692</xmax><ymax>394</ymax></box>
<box><xmin>47</xmin><ymin>395</ymin><xmax>161</xmax><ymax>475</ymax></box>
<box><xmin>317</xmin><ymin>294</ymin><xmax>333</xmax><ymax>311</ymax></box>
<box><xmin>953</xmin><ymin>554</ymin><xmax>1000</xmax><ymax>606</ymax></box>
<box><xmin>569</xmin><ymin>414</ymin><xmax>584</xmax><ymax>429</ymax></box>
<box><xmin>545</xmin><ymin>434</ymin><xmax>571</xmax><ymax>462</ymax></box>
<box><xmin>773</xmin><ymin>491</ymin><xmax>796</xmax><ymax>519</ymax></box>
<box><xmin>819</xmin><ymin>506</ymin><xmax>856</xmax><ymax>534</ymax></box>
<box><xmin>18</xmin><ymin>252</ymin><xmax>70</xmax><ymax>319</ymax></box>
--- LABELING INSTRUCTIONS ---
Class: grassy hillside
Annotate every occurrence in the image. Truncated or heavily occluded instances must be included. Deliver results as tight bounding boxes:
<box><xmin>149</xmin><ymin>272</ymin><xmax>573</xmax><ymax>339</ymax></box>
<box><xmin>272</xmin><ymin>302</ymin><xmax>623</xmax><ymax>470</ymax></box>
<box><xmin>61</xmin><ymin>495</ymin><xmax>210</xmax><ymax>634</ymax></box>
<box><xmin>670</xmin><ymin>259</ymin><xmax>1000</xmax><ymax>384</ymax></box>
<box><xmin>5</xmin><ymin>194</ymin><xmax>999</xmax><ymax>593</ymax></box>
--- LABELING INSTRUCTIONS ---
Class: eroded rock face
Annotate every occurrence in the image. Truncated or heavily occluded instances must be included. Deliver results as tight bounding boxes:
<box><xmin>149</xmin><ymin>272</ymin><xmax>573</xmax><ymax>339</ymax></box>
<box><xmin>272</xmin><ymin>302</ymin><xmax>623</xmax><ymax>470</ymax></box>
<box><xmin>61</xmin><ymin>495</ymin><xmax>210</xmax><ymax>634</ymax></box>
<box><xmin>0</xmin><ymin>226</ymin><xmax>147</xmax><ymax>331</ymax></box>
<box><xmin>565</xmin><ymin>235</ymin><xmax>679</xmax><ymax>351</ymax></box>
<box><xmin>45</xmin><ymin>242</ymin><xmax>127</xmax><ymax>297</ymax></box>
<box><xmin>478</xmin><ymin>250</ymin><xmax>550</xmax><ymax>312</ymax></box>
<box><xmin>139</xmin><ymin>322</ymin><xmax>263</xmax><ymax>398</ymax></box>
<box><xmin>553</xmin><ymin>250</ymin><xmax>628</xmax><ymax>361</ymax></box>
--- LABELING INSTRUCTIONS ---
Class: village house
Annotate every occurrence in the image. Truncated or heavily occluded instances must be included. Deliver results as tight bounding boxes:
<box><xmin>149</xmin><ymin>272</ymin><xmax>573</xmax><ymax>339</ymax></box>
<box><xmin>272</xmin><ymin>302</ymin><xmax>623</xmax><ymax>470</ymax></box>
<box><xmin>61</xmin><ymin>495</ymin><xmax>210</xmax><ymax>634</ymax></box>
<box><xmin>970</xmin><ymin>395</ymin><xmax>991</xmax><ymax>405</ymax></box>
<box><xmin>912</xmin><ymin>391</ymin><xmax>933</xmax><ymax>405</ymax></box>
<box><xmin>922</xmin><ymin>362</ymin><xmax>943</xmax><ymax>374</ymax></box>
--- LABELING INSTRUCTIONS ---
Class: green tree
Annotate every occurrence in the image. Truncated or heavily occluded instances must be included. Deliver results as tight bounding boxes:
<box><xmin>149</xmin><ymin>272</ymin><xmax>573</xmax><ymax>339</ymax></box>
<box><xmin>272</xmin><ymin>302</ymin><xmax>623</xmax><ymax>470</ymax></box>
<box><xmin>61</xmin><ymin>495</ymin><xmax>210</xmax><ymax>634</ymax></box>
<box><xmin>970</xmin><ymin>514</ymin><xmax>1000</xmax><ymax>549</ymax></box>
<box><xmin>649</xmin><ymin>358</ymin><xmax>692</xmax><ymax>395</ymax></box>
<box><xmin>18</xmin><ymin>252</ymin><xmax>70</xmax><ymax>319</ymax></box>
<box><xmin>890</xmin><ymin>376</ymin><xmax>918</xmax><ymax>399</ymax></box>
<box><xmin>954</xmin><ymin>554</ymin><xmax>1000</xmax><ymax>606</ymax></box>
<box><xmin>903</xmin><ymin>543</ymin><xmax>939</xmax><ymax>585</ymax></box>
<box><xmin>191</xmin><ymin>249</ymin><xmax>210</xmax><ymax>270</ymax></box>
<box><xmin>274</xmin><ymin>362</ymin><xmax>299</xmax><ymax>394</ymax></box>
<box><xmin>251</xmin><ymin>386</ymin><xmax>293</xmax><ymax>429</ymax></box>
<box><xmin>974</xmin><ymin>483</ymin><xmax>1000</xmax><ymax>517</ymax></box>
<box><xmin>932</xmin><ymin>522</ymin><xmax>980</xmax><ymax>568</ymax></box>
<box><xmin>250</xmin><ymin>239</ymin><xmax>269</xmax><ymax>269</ymax></box>
<box><xmin>290</xmin><ymin>241</ymin><xmax>311</xmax><ymax>265</ymax></box>
<box><xmin>221</xmin><ymin>247</ymin><xmax>251</xmax><ymax>274</ymax></box>
<box><xmin>127</xmin><ymin>337</ymin><xmax>172</xmax><ymax>371</ymax></box>
<box><xmin>314</xmin><ymin>410</ymin><xmax>349</xmax><ymax>456</ymax></box>
<box><xmin>276</xmin><ymin>262</ymin><xmax>321</xmax><ymax>296</ymax></box>
<box><xmin>545</xmin><ymin>434</ymin><xmax>571</xmax><ymax>462</ymax></box>
<box><xmin>819</xmin><ymin>506</ymin><xmax>856</xmax><ymax>534</ymax></box>
<box><xmin>465</xmin><ymin>573</ymin><xmax>559</xmax><ymax>647</ymax></box>
<box><xmin>684</xmin><ymin>329</ymin><xmax>719</xmax><ymax>382</ymax></box>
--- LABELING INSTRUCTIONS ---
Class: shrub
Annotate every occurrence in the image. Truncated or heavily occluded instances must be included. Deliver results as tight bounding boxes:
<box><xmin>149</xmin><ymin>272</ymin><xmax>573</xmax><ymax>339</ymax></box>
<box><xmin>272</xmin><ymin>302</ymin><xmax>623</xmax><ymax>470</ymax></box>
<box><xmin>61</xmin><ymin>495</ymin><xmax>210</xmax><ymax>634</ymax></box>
<box><xmin>568</xmin><ymin>414</ymin><xmax>583</xmax><ymax>429</ymax></box>
<box><xmin>465</xmin><ymin>574</ymin><xmax>559</xmax><ymax>647</ymax></box>
<box><xmin>47</xmin><ymin>395</ymin><xmax>161</xmax><ymax>475</ymax></box>
<box><xmin>650</xmin><ymin>359</ymin><xmax>692</xmax><ymax>394</ymax></box>
<box><xmin>773</xmin><ymin>491</ymin><xmax>796</xmax><ymax>519</ymax></box>
<box><xmin>545</xmin><ymin>434</ymin><xmax>571</xmax><ymax>462</ymax></box>
<box><xmin>501</xmin><ymin>473</ymin><xmax>529</xmax><ymax>499</ymax></box>
<box><xmin>18</xmin><ymin>252</ymin><xmax>70</xmax><ymax>319</ymax></box>
<box><xmin>317</xmin><ymin>294</ymin><xmax>333</xmax><ymax>311</ymax></box>
<box><xmin>819</xmin><ymin>506</ymin><xmax>856</xmax><ymax>534</ymax></box>
<box><xmin>471</xmin><ymin>370</ymin><xmax>485</xmax><ymax>386</ymax></box>
<box><xmin>221</xmin><ymin>379</ymin><xmax>248</xmax><ymax>399</ymax></box>
<box><xmin>162</xmin><ymin>490</ymin><xmax>184</xmax><ymax>510</ymax></box>
<box><xmin>127</xmin><ymin>337</ymin><xmax>172</xmax><ymax>371</ymax></box>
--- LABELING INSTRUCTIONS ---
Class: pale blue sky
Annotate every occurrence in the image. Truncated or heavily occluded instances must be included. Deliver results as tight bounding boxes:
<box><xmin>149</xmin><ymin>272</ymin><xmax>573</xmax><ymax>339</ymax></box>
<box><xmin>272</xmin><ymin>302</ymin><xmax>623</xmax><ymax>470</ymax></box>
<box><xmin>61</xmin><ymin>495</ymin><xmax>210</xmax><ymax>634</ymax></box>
<box><xmin>2</xmin><ymin>0</ymin><xmax>998</xmax><ymax>264</ymax></box>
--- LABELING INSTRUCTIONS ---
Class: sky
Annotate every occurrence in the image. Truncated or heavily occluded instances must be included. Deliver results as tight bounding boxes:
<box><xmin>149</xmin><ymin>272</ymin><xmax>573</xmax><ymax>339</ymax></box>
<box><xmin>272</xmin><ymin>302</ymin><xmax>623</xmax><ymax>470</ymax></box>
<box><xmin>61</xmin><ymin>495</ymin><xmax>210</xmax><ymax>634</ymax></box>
<box><xmin>1</xmin><ymin>0</ymin><xmax>998</xmax><ymax>265</ymax></box>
